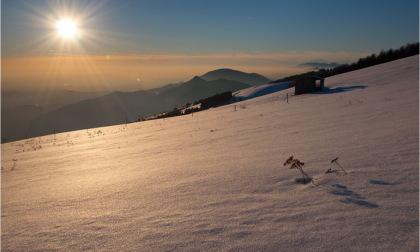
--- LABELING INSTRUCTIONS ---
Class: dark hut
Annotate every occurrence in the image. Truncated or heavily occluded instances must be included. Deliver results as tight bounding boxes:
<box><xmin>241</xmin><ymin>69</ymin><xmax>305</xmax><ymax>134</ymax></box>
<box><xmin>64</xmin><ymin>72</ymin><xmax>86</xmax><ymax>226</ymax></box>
<box><xmin>294</xmin><ymin>76</ymin><xmax>324</xmax><ymax>95</ymax></box>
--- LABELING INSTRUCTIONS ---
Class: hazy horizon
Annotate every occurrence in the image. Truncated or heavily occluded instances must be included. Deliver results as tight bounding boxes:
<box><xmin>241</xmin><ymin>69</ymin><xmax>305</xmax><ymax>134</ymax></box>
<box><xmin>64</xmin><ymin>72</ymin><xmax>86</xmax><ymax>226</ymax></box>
<box><xmin>2</xmin><ymin>0</ymin><xmax>419</xmax><ymax>92</ymax></box>
<box><xmin>2</xmin><ymin>52</ymin><xmax>363</xmax><ymax>93</ymax></box>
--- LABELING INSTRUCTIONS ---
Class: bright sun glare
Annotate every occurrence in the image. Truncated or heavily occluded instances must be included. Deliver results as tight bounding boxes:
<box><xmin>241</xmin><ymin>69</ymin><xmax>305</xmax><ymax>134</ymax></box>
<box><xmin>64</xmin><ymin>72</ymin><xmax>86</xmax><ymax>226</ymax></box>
<box><xmin>56</xmin><ymin>19</ymin><xmax>78</xmax><ymax>38</ymax></box>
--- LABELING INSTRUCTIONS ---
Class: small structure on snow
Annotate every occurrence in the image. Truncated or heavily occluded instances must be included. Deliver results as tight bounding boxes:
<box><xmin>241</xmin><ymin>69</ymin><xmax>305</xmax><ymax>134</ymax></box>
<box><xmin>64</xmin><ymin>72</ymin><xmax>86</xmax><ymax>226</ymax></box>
<box><xmin>294</xmin><ymin>76</ymin><xmax>324</xmax><ymax>95</ymax></box>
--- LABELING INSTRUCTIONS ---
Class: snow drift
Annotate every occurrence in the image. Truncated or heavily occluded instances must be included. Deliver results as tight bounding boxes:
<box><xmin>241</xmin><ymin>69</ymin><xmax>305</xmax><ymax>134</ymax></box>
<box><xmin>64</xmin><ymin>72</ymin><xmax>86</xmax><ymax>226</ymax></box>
<box><xmin>232</xmin><ymin>81</ymin><xmax>293</xmax><ymax>102</ymax></box>
<box><xmin>1</xmin><ymin>56</ymin><xmax>418</xmax><ymax>251</ymax></box>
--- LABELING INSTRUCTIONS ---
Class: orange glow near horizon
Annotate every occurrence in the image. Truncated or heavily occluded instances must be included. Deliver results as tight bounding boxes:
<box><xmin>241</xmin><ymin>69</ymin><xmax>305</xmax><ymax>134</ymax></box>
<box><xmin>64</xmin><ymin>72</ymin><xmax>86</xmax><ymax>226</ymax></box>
<box><xmin>2</xmin><ymin>50</ymin><xmax>368</xmax><ymax>92</ymax></box>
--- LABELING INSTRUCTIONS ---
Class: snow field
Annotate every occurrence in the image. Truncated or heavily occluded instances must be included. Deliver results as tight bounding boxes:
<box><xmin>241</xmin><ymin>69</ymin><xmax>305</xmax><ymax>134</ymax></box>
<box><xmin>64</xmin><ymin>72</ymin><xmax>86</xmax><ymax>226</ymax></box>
<box><xmin>232</xmin><ymin>81</ymin><xmax>293</xmax><ymax>101</ymax></box>
<box><xmin>1</xmin><ymin>56</ymin><xmax>418</xmax><ymax>251</ymax></box>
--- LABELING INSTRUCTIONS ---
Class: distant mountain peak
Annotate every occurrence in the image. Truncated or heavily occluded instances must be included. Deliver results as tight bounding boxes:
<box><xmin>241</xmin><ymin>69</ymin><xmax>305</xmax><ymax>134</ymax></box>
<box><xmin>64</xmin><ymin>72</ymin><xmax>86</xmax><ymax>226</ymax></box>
<box><xmin>204</xmin><ymin>68</ymin><xmax>239</xmax><ymax>74</ymax></box>
<box><xmin>191</xmin><ymin>76</ymin><xmax>204</xmax><ymax>81</ymax></box>
<box><xmin>200</xmin><ymin>68</ymin><xmax>271</xmax><ymax>86</ymax></box>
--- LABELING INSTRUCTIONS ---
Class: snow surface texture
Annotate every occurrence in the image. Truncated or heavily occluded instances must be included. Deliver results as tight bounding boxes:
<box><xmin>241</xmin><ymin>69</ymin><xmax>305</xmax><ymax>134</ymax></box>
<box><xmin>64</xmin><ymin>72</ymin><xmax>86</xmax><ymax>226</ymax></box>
<box><xmin>232</xmin><ymin>81</ymin><xmax>293</xmax><ymax>102</ymax></box>
<box><xmin>1</xmin><ymin>56</ymin><xmax>419</xmax><ymax>251</ymax></box>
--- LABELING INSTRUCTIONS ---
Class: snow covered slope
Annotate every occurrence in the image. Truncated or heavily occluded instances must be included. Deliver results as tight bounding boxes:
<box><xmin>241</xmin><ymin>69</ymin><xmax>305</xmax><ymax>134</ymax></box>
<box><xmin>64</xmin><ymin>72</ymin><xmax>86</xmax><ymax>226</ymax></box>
<box><xmin>232</xmin><ymin>81</ymin><xmax>293</xmax><ymax>101</ymax></box>
<box><xmin>1</xmin><ymin>56</ymin><xmax>418</xmax><ymax>251</ymax></box>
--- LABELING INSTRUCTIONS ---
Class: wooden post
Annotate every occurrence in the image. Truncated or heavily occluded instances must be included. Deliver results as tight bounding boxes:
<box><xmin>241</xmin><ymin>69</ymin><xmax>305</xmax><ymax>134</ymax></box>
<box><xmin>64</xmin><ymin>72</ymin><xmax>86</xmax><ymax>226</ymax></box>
<box><xmin>287</xmin><ymin>93</ymin><xmax>289</xmax><ymax>104</ymax></box>
<box><xmin>234</xmin><ymin>105</ymin><xmax>237</xmax><ymax>111</ymax></box>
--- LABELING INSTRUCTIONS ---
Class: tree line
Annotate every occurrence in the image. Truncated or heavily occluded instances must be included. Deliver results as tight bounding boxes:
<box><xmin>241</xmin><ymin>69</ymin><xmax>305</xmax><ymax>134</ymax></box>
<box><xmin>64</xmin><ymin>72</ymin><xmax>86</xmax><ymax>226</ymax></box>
<box><xmin>152</xmin><ymin>91</ymin><xmax>233</xmax><ymax>120</ymax></box>
<box><xmin>272</xmin><ymin>42</ymin><xmax>419</xmax><ymax>84</ymax></box>
<box><xmin>331</xmin><ymin>42</ymin><xmax>419</xmax><ymax>76</ymax></box>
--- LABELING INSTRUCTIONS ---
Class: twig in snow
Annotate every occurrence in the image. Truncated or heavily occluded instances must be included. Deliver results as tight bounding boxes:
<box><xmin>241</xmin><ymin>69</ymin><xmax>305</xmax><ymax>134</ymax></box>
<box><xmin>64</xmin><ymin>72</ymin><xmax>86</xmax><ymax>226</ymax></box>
<box><xmin>284</xmin><ymin>156</ymin><xmax>316</xmax><ymax>185</ymax></box>
<box><xmin>331</xmin><ymin>157</ymin><xmax>347</xmax><ymax>174</ymax></box>
<box><xmin>11</xmin><ymin>159</ymin><xmax>17</xmax><ymax>171</ymax></box>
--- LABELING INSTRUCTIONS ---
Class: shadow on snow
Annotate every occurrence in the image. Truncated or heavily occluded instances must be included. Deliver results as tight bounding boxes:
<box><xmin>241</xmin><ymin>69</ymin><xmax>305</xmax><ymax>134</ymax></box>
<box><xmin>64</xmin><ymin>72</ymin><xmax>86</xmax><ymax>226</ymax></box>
<box><xmin>330</xmin><ymin>184</ymin><xmax>379</xmax><ymax>208</ymax></box>
<box><xmin>316</xmin><ymin>85</ymin><xmax>367</xmax><ymax>94</ymax></box>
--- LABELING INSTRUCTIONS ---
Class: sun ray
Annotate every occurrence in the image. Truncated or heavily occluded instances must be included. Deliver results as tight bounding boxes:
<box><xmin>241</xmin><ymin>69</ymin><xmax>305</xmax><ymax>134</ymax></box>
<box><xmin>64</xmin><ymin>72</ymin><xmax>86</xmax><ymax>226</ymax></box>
<box><xmin>2</xmin><ymin>0</ymin><xmax>140</xmax><ymax>93</ymax></box>
<box><xmin>6</xmin><ymin>1</ymin><xmax>117</xmax><ymax>92</ymax></box>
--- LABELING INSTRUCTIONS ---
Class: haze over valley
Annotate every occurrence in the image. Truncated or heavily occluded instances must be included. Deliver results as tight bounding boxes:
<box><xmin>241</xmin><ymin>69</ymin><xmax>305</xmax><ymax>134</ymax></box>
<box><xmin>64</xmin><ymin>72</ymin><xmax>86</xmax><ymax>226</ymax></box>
<box><xmin>2</xmin><ymin>68</ymin><xmax>270</xmax><ymax>141</ymax></box>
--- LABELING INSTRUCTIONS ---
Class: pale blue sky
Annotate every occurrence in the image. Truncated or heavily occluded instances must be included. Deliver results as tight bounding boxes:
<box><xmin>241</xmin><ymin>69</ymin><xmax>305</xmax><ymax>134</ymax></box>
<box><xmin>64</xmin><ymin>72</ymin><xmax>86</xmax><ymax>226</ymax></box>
<box><xmin>1</xmin><ymin>0</ymin><xmax>419</xmax><ymax>91</ymax></box>
<box><xmin>104</xmin><ymin>0</ymin><xmax>419</xmax><ymax>54</ymax></box>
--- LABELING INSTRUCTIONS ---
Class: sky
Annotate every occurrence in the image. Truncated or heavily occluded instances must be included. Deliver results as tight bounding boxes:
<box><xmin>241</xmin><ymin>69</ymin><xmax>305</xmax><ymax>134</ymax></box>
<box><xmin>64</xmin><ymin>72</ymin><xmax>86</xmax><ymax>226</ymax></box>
<box><xmin>1</xmin><ymin>0</ymin><xmax>419</xmax><ymax>92</ymax></box>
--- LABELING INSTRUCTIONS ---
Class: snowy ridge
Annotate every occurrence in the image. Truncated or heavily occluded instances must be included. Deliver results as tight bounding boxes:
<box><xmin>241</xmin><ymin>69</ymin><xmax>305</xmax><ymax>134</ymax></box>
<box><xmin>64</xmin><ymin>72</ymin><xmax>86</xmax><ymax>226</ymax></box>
<box><xmin>1</xmin><ymin>56</ymin><xmax>418</xmax><ymax>251</ymax></box>
<box><xmin>232</xmin><ymin>81</ymin><xmax>293</xmax><ymax>101</ymax></box>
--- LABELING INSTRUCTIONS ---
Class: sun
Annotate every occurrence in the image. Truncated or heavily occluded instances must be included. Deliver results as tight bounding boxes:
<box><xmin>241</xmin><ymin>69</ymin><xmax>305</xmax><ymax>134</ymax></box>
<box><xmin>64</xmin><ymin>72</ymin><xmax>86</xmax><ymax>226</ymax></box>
<box><xmin>56</xmin><ymin>19</ymin><xmax>78</xmax><ymax>38</ymax></box>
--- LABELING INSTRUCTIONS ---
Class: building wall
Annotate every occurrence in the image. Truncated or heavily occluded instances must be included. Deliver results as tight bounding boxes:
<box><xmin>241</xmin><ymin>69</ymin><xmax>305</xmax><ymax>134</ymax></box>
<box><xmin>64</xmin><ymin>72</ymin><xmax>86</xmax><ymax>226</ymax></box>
<box><xmin>294</xmin><ymin>77</ymin><xmax>324</xmax><ymax>95</ymax></box>
<box><xmin>295</xmin><ymin>78</ymin><xmax>317</xmax><ymax>95</ymax></box>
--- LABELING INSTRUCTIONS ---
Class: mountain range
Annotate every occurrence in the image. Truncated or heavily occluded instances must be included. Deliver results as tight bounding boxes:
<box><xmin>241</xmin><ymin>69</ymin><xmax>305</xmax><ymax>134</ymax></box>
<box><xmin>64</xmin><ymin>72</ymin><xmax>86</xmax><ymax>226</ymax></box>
<box><xmin>2</xmin><ymin>69</ymin><xmax>271</xmax><ymax>141</ymax></box>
